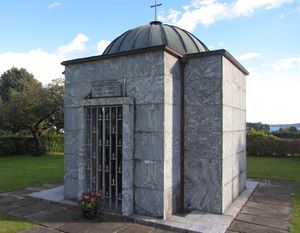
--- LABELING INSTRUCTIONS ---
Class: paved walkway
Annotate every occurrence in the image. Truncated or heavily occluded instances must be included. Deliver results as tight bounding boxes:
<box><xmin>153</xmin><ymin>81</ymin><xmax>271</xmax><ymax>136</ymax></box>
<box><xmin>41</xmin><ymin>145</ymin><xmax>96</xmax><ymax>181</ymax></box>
<box><xmin>0</xmin><ymin>180</ymin><xmax>295</xmax><ymax>233</ymax></box>
<box><xmin>227</xmin><ymin>179</ymin><xmax>295</xmax><ymax>233</ymax></box>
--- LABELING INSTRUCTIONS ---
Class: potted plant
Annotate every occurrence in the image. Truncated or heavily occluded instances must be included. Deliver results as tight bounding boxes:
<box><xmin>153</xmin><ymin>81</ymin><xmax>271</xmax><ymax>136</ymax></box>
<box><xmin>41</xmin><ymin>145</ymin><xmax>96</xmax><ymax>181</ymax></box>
<box><xmin>78</xmin><ymin>191</ymin><xmax>104</xmax><ymax>219</ymax></box>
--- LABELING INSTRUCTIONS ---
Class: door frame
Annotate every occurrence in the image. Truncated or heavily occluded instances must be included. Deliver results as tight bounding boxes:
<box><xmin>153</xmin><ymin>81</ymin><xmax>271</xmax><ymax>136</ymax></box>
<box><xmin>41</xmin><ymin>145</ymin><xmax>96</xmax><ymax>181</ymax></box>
<box><xmin>78</xmin><ymin>97</ymin><xmax>134</xmax><ymax>216</ymax></box>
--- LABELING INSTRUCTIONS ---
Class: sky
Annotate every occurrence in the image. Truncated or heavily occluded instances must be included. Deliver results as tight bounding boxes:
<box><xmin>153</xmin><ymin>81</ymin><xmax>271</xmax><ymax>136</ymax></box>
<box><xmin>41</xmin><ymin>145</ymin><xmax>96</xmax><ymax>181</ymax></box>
<box><xmin>0</xmin><ymin>0</ymin><xmax>299</xmax><ymax>124</ymax></box>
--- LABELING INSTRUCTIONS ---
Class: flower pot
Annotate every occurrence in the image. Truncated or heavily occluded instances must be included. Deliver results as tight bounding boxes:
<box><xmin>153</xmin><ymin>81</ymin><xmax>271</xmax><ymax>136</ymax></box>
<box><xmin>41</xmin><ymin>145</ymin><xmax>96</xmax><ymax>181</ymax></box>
<box><xmin>82</xmin><ymin>208</ymin><xmax>98</xmax><ymax>220</ymax></box>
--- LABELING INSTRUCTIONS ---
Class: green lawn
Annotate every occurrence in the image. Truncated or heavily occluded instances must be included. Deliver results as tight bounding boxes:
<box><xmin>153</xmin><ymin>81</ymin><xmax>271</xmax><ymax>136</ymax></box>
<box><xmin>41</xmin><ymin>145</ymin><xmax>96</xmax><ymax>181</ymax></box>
<box><xmin>247</xmin><ymin>156</ymin><xmax>300</xmax><ymax>233</ymax></box>
<box><xmin>0</xmin><ymin>153</ymin><xmax>64</xmax><ymax>233</ymax></box>
<box><xmin>0</xmin><ymin>153</ymin><xmax>64</xmax><ymax>192</ymax></box>
<box><xmin>0</xmin><ymin>212</ymin><xmax>35</xmax><ymax>233</ymax></box>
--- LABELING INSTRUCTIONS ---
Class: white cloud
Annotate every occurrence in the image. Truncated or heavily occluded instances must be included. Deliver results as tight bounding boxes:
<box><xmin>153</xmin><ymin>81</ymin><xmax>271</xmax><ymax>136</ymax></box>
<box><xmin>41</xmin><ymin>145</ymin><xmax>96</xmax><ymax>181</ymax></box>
<box><xmin>97</xmin><ymin>40</ymin><xmax>111</xmax><ymax>54</ymax></box>
<box><xmin>57</xmin><ymin>33</ymin><xmax>89</xmax><ymax>56</ymax></box>
<box><xmin>0</xmin><ymin>49</ymin><xmax>64</xmax><ymax>85</ymax></box>
<box><xmin>264</xmin><ymin>56</ymin><xmax>300</xmax><ymax>70</ymax></box>
<box><xmin>247</xmin><ymin>69</ymin><xmax>300</xmax><ymax>124</ymax></box>
<box><xmin>0</xmin><ymin>34</ymin><xmax>113</xmax><ymax>85</ymax></box>
<box><xmin>163</xmin><ymin>0</ymin><xmax>295</xmax><ymax>30</ymax></box>
<box><xmin>48</xmin><ymin>2</ymin><xmax>61</xmax><ymax>9</ymax></box>
<box><xmin>0</xmin><ymin>34</ymin><xmax>90</xmax><ymax>85</ymax></box>
<box><xmin>236</xmin><ymin>52</ymin><xmax>262</xmax><ymax>61</ymax></box>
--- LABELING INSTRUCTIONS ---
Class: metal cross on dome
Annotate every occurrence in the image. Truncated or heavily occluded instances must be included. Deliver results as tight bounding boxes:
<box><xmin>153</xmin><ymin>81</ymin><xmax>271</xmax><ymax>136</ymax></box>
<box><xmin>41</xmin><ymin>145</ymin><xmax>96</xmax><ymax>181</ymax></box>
<box><xmin>150</xmin><ymin>0</ymin><xmax>162</xmax><ymax>21</ymax></box>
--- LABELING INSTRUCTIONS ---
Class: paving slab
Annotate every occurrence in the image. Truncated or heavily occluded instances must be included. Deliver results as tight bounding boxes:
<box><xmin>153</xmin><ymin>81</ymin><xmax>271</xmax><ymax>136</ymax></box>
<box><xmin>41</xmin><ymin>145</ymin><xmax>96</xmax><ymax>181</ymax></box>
<box><xmin>236</xmin><ymin>213</ymin><xmax>290</xmax><ymax>231</ymax></box>
<box><xmin>241</xmin><ymin>205</ymin><xmax>291</xmax><ymax>221</ymax></box>
<box><xmin>39</xmin><ymin>207</ymin><xmax>80</xmax><ymax>229</ymax></box>
<box><xmin>249</xmin><ymin>195</ymin><xmax>293</xmax><ymax>207</ymax></box>
<box><xmin>0</xmin><ymin>195</ymin><xmax>21</xmax><ymax>205</ymax></box>
<box><xmin>116</xmin><ymin>223</ymin><xmax>155</xmax><ymax>233</ymax></box>
<box><xmin>229</xmin><ymin>220</ymin><xmax>288</xmax><ymax>233</ymax></box>
<box><xmin>0</xmin><ymin>198</ymin><xmax>38</xmax><ymax>212</ymax></box>
<box><xmin>76</xmin><ymin>215</ymin><xmax>131</xmax><ymax>233</ymax></box>
<box><xmin>246</xmin><ymin>201</ymin><xmax>292</xmax><ymax>214</ymax></box>
<box><xmin>21</xmin><ymin>226</ymin><xmax>60</xmax><ymax>233</ymax></box>
<box><xmin>1</xmin><ymin>179</ymin><xmax>296</xmax><ymax>233</ymax></box>
<box><xmin>252</xmin><ymin>190</ymin><xmax>293</xmax><ymax>202</ymax></box>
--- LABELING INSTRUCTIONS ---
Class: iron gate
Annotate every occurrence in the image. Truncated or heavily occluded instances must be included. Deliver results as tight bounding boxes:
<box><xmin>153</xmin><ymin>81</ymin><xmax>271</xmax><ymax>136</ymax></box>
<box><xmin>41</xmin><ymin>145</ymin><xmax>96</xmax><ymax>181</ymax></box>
<box><xmin>85</xmin><ymin>106</ymin><xmax>122</xmax><ymax>211</ymax></box>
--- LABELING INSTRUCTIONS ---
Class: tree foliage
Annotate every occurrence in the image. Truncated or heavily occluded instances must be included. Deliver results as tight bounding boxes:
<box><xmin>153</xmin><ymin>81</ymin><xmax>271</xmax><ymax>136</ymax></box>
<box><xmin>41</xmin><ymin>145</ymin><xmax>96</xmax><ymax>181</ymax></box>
<box><xmin>0</xmin><ymin>68</ymin><xmax>64</xmax><ymax>155</ymax></box>
<box><xmin>247</xmin><ymin>122</ymin><xmax>270</xmax><ymax>132</ymax></box>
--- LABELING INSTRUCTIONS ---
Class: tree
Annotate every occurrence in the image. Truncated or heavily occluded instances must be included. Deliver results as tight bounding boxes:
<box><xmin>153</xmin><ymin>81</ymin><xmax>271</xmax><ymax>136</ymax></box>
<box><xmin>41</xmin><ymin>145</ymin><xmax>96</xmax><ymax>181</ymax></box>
<box><xmin>0</xmin><ymin>67</ymin><xmax>41</xmax><ymax>103</ymax></box>
<box><xmin>0</xmin><ymin>68</ymin><xmax>64</xmax><ymax>155</ymax></box>
<box><xmin>247</xmin><ymin>122</ymin><xmax>270</xmax><ymax>132</ymax></box>
<box><xmin>287</xmin><ymin>126</ymin><xmax>298</xmax><ymax>132</ymax></box>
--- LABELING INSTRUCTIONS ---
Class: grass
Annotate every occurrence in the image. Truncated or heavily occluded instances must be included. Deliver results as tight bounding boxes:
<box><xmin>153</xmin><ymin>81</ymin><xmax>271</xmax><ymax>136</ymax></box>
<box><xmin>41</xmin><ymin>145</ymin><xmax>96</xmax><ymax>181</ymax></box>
<box><xmin>0</xmin><ymin>152</ymin><xmax>64</xmax><ymax>192</ymax></box>
<box><xmin>0</xmin><ymin>212</ymin><xmax>35</xmax><ymax>233</ymax></box>
<box><xmin>0</xmin><ymin>153</ymin><xmax>63</xmax><ymax>233</ymax></box>
<box><xmin>247</xmin><ymin>156</ymin><xmax>300</xmax><ymax>233</ymax></box>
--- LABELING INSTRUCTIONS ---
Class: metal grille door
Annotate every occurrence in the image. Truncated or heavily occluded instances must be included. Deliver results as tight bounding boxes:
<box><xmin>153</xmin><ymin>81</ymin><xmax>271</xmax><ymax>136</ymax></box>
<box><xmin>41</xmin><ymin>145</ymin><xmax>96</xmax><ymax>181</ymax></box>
<box><xmin>85</xmin><ymin>106</ymin><xmax>122</xmax><ymax>211</ymax></box>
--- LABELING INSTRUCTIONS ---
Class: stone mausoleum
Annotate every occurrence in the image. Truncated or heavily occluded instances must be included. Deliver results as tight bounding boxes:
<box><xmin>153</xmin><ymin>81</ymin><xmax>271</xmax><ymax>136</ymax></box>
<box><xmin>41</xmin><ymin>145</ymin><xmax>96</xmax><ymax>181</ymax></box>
<box><xmin>62</xmin><ymin>21</ymin><xmax>248</xmax><ymax>219</ymax></box>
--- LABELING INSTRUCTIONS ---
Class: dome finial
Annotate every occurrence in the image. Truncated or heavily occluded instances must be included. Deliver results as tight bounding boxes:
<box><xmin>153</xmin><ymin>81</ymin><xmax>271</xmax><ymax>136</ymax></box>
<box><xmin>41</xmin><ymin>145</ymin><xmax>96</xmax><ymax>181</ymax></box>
<box><xmin>150</xmin><ymin>0</ymin><xmax>162</xmax><ymax>21</ymax></box>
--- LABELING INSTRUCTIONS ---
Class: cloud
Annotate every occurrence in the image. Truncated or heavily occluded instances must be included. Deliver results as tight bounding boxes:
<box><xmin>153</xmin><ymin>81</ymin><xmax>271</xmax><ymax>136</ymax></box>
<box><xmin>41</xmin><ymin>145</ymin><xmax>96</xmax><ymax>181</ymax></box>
<box><xmin>236</xmin><ymin>52</ymin><xmax>262</xmax><ymax>61</ymax></box>
<box><xmin>57</xmin><ymin>33</ymin><xmax>89</xmax><ymax>56</ymax></box>
<box><xmin>97</xmin><ymin>40</ymin><xmax>111</xmax><ymax>54</ymax></box>
<box><xmin>0</xmin><ymin>49</ymin><xmax>64</xmax><ymax>85</ymax></box>
<box><xmin>247</xmin><ymin>69</ymin><xmax>300</xmax><ymax>124</ymax></box>
<box><xmin>48</xmin><ymin>2</ymin><xmax>61</xmax><ymax>9</ymax></box>
<box><xmin>0</xmin><ymin>34</ymin><xmax>112</xmax><ymax>85</ymax></box>
<box><xmin>264</xmin><ymin>56</ymin><xmax>300</xmax><ymax>70</ymax></box>
<box><xmin>0</xmin><ymin>34</ymin><xmax>90</xmax><ymax>85</ymax></box>
<box><xmin>163</xmin><ymin>0</ymin><xmax>295</xmax><ymax>30</ymax></box>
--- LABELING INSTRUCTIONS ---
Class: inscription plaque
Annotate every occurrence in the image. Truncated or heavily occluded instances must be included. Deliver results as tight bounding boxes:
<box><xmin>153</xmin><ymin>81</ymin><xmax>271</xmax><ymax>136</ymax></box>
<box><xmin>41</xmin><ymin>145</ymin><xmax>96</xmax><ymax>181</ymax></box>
<box><xmin>92</xmin><ymin>81</ymin><xmax>122</xmax><ymax>98</ymax></box>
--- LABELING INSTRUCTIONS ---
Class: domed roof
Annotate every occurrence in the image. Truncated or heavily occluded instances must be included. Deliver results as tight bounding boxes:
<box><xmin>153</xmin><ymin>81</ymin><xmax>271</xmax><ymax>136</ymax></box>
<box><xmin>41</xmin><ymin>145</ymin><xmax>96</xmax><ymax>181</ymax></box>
<box><xmin>103</xmin><ymin>21</ymin><xmax>209</xmax><ymax>55</ymax></box>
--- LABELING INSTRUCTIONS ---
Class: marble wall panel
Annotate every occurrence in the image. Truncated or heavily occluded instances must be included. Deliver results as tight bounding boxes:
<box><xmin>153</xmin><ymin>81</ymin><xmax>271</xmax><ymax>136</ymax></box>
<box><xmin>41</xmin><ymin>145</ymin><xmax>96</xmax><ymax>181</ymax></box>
<box><xmin>184</xmin><ymin>131</ymin><xmax>222</xmax><ymax>159</ymax></box>
<box><xmin>134</xmin><ymin>132</ymin><xmax>164</xmax><ymax>161</ymax></box>
<box><xmin>239</xmin><ymin>151</ymin><xmax>247</xmax><ymax>173</ymax></box>
<box><xmin>64</xmin><ymin>177</ymin><xmax>79</xmax><ymax>200</ymax></box>
<box><xmin>126</xmin><ymin>75</ymin><xmax>164</xmax><ymax>104</ymax></box>
<box><xmin>135</xmin><ymin>187</ymin><xmax>164</xmax><ymax>217</ymax></box>
<box><xmin>64</xmin><ymin>82</ymin><xmax>92</xmax><ymax>107</ymax></box>
<box><xmin>64</xmin><ymin>153</ymin><xmax>78</xmax><ymax>179</ymax></box>
<box><xmin>122</xmin><ymin>160</ymin><xmax>134</xmax><ymax>190</ymax></box>
<box><xmin>122</xmin><ymin>51</ymin><xmax>164</xmax><ymax>78</ymax></box>
<box><xmin>223</xmin><ymin>132</ymin><xmax>233</xmax><ymax>159</ymax></box>
<box><xmin>232</xmin><ymin>153</ymin><xmax>240</xmax><ymax>178</ymax></box>
<box><xmin>232</xmin><ymin>175</ymin><xmax>240</xmax><ymax>200</ymax></box>
<box><xmin>222</xmin><ymin>155</ymin><xmax>233</xmax><ymax>185</ymax></box>
<box><xmin>122</xmin><ymin>188</ymin><xmax>134</xmax><ymax>216</ymax></box>
<box><xmin>223</xmin><ymin>106</ymin><xmax>233</xmax><ymax>132</ymax></box>
<box><xmin>64</xmin><ymin>131</ymin><xmax>79</xmax><ymax>154</ymax></box>
<box><xmin>185</xmin><ymin>78</ymin><xmax>222</xmax><ymax>106</ymax></box>
<box><xmin>222</xmin><ymin>181</ymin><xmax>233</xmax><ymax>212</ymax></box>
<box><xmin>232</xmin><ymin>131</ymin><xmax>246</xmax><ymax>154</ymax></box>
<box><xmin>164</xmin><ymin>159</ymin><xmax>181</xmax><ymax>189</ymax></box>
<box><xmin>223</xmin><ymin>57</ymin><xmax>246</xmax><ymax>91</ymax></box>
<box><xmin>239</xmin><ymin>171</ymin><xmax>246</xmax><ymax>194</ymax></box>
<box><xmin>184</xmin><ymin>157</ymin><xmax>222</xmax><ymax>213</ymax></box>
<box><xmin>164</xmin><ymin>52</ymin><xmax>181</xmax><ymax>80</ymax></box>
<box><xmin>134</xmin><ymin>160</ymin><xmax>164</xmax><ymax>190</ymax></box>
<box><xmin>135</xmin><ymin>104</ymin><xmax>164</xmax><ymax>132</ymax></box>
<box><xmin>185</xmin><ymin>105</ymin><xmax>222</xmax><ymax>132</ymax></box>
<box><xmin>164</xmin><ymin>77</ymin><xmax>181</xmax><ymax>105</ymax></box>
<box><xmin>64</xmin><ymin>107</ymin><xmax>79</xmax><ymax>131</ymax></box>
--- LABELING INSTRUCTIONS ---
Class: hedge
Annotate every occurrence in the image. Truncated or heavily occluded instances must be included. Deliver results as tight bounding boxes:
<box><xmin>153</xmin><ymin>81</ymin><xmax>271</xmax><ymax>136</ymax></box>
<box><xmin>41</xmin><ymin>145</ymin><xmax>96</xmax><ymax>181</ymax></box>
<box><xmin>272</xmin><ymin>131</ymin><xmax>300</xmax><ymax>139</ymax></box>
<box><xmin>0</xmin><ymin>136</ymin><xmax>63</xmax><ymax>155</ymax></box>
<box><xmin>247</xmin><ymin>138</ymin><xmax>300</xmax><ymax>157</ymax></box>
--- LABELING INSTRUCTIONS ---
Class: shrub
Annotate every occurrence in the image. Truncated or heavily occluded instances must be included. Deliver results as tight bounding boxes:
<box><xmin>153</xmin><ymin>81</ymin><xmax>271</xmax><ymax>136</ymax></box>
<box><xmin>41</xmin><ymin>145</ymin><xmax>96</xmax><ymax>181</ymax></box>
<box><xmin>272</xmin><ymin>131</ymin><xmax>300</xmax><ymax>139</ymax></box>
<box><xmin>0</xmin><ymin>135</ymin><xmax>63</xmax><ymax>156</ymax></box>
